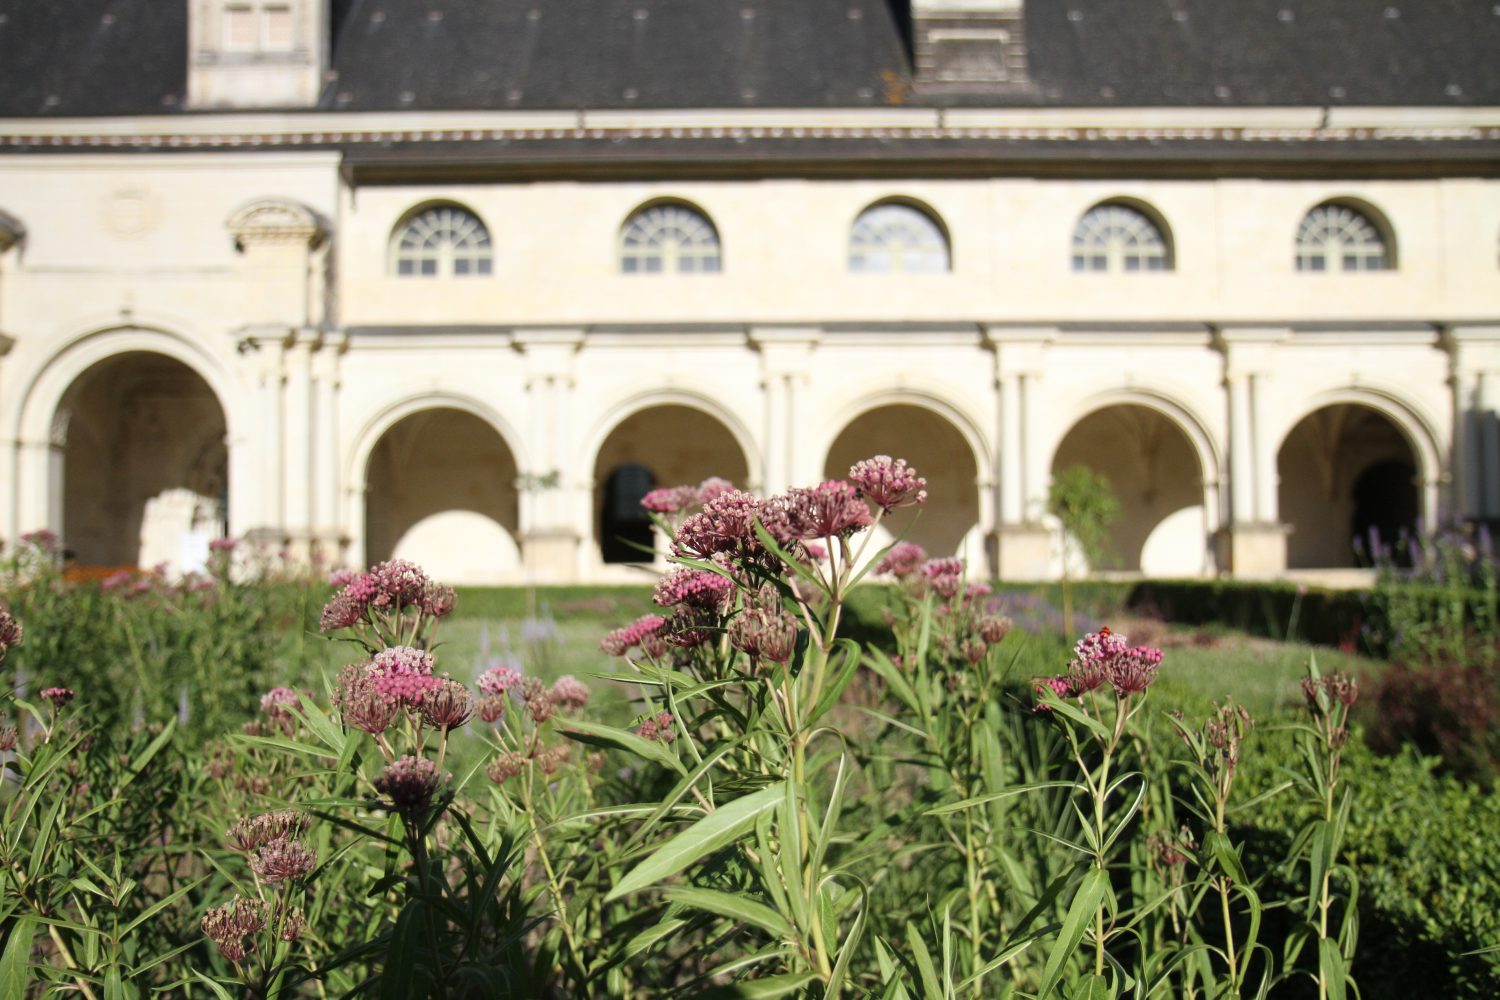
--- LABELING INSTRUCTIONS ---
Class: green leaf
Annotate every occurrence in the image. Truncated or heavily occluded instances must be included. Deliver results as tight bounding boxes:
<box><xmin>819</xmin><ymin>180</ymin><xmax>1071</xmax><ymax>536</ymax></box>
<box><xmin>561</xmin><ymin>718</ymin><xmax>688</xmax><ymax>776</ymax></box>
<box><xmin>190</xmin><ymin>972</ymin><xmax>236</xmax><ymax>1000</ymax></box>
<box><xmin>906</xmin><ymin>921</ymin><xmax>944</xmax><ymax>1000</ymax></box>
<box><xmin>1038</xmin><ymin>867</ymin><xmax>1110</xmax><ymax>999</ymax></box>
<box><xmin>607</xmin><ymin>783</ymin><xmax>785</xmax><ymax>901</ymax></box>
<box><xmin>955</xmin><ymin>934</ymin><xmax>1040</xmax><ymax>992</ymax></box>
<box><xmin>381</xmin><ymin>900</ymin><xmax>427</xmax><ymax>1000</ymax></box>
<box><xmin>925</xmin><ymin>781</ymin><xmax>1077</xmax><ymax>816</ymax></box>
<box><xmin>624</xmin><ymin>917</ymin><xmax>689</xmax><ymax>958</ymax></box>
<box><xmin>1318</xmin><ymin>937</ymin><xmax>1348</xmax><ymax>1000</ymax></box>
<box><xmin>806</xmin><ymin>639</ymin><xmax>863</xmax><ymax>728</ymax></box>
<box><xmin>1071</xmin><ymin>973</ymin><xmax>1114</xmax><ymax>1000</ymax></box>
<box><xmin>693</xmin><ymin>971</ymin><xmax>818</xmax><ymax>999</ymax></box>
<box><xmin>662</xmin><ymin>887</ymin><xmax>791</xmax><ymax>939</ymax></box>
<box><xmin>0</xmin><ymin>916</ymin><xmax>36</xmax><ymax>996</ymax></box>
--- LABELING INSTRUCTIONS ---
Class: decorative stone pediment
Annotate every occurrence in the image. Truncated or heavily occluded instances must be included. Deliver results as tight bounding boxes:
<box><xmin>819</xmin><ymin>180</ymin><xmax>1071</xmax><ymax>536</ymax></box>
<box><xmin>0</xmin><ymin>209</ymin><xmax>24</xmax><ymax>252</ymax></box>
<box><xmin>226</xmin><ymin>199</ymin><xmax>325</xmax><ymax>249</ymax></box>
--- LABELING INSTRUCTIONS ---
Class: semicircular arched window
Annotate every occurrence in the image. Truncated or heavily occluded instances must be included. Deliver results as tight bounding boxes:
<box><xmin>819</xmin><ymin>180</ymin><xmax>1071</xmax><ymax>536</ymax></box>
<box><xmin>1071</xmin><ymin>202</ymin><xmax>1173</xmax><ymax>273</ymax></box>
<box><xmin>1295</xmin><ymin>202</ymin><xmax>1392</xmax><ymax>272</ymax></box>
<box><xmin>619</xmin><ymin>203</ymin><xmax>721</xmax><ymax>274</ymax></box>
<box><xmin>849</xmin><ymin>202</ymin><xmax>951</xmax><ymax>274</ymax></box>
<box><xmin>392</xmin><ymin>205</ymin><xmax>493</xmax><ymax>278</ymax></box>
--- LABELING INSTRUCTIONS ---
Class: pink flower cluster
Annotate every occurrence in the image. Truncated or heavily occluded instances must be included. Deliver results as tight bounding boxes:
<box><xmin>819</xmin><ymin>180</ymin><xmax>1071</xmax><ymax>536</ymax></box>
<box><xmin>920</xmin><ymin>557</ymin><xmax>965</xmax><ymax>599</ymax></box>
<box><xmin>202</xmin><ymin>897</ymin><xmax>265</xmax><ymax>963</ymax></box>
<box><xmin>477</xmin><ymin>663</ymin><xmax>523</xmax><ymax>695</ymax></box>
<box><xmin>226</xmin><ymin>810</ymin><xmax>317</xmax><ymax>886</ymax></box>
<box><xmin>1047</xmin><ymin>627</ymin><xmax>1165</xmax><ymax>701</ymax></box>
<box><xmin>600</xmin><ymin>614</ymin><xmax>669</xmax><ymax>658</ymax></box>
<box><xmin>848</xmin><ymin>455</ymin><xmax>928</xmax><ymax>513</ymax></box>
<box><xmin>40</xmin><ymin>687</ymin><xmax>74</xmax><ymax>710</ymax></box>
<box><xmin>375</xmin><ymin>755</ymin><xmax>445</xmax><ymax>811</ymax></box>
<box><xmin>653</xmin><ymin>568</ymin><xmax>734</xmax><ymax>611</ymax></box>
<box><xmin>636</xmin><ymin>711</ymin><xmax>677</xmax><ymax>743</ymax></box>
<box><xmin>259</xmin><ymin>687</ymin><xmax>300</xmax><ymax>716</ymax></box>
<box><xmin>319</xmin><ymin>559</ymin><xmax>456</xmax><ymax>633</ymax></box>
<box><xmin>642</xmin><ymin>476</ymin><xmax>739</xmax><ymax>515</ymax></box>
<box><xmin>551</xmin><ymin>675</ymin><xmax>590</xmax><ymax>710</ymax></box>
<box><xmin>762</xmin><ymin>480</ymin><xmax>873</xmax><ymax>543</ymax></box>
<box><xmin>673</xmin><ymin>489</ymin><xmax>764</xmax><ymax>559</ymax></box>
<box><xmin>368</xmin><ymin>646</ymin><xmax>442</xmax><ymax>706</ymax></box>
<box><xmin>874</xmin><ymin>541</ymin><xmax>927</xmax><ymax>578</ymax></box>
<box><xmin>0</xmin><ymin>608</ymin><xmax>21</xmax><ymax>656</ymax></box>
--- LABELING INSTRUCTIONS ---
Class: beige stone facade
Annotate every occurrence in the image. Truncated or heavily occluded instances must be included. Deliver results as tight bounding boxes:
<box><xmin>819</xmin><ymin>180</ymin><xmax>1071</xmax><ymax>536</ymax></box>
<box><xmin>1</xmin><ymin>105</ymin><xmax>1498</xmax><ymax>583</ymax></box>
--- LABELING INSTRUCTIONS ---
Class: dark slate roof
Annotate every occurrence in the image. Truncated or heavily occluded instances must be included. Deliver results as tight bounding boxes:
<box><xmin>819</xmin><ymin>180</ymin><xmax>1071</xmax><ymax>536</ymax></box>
<box><xmin>2</xmin><ymin>0</ymin><xmax>1500</xmax><ymax>117</ymax></box>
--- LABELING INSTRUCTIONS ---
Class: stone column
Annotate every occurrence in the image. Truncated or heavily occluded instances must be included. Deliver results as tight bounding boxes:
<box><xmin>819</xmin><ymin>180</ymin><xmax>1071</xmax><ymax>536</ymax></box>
<box><xmin>280</xmin><ymin>330</ymin><xmax>318</xmax><ymax>563</ymax></box>
<box><xmin>312</xmin><ymin>332</ymin><xmax>346</xmax><ymax>565</ymax></box>
<box><xmin>0</xmin><ymin>216</ymin><xmax>22</xmax><ymax>548</ymax></box>
<box><xmin>985</xmin><ymin>326</ymin><xmax>1055</xmax><ymax>579</ymax></box>
<box><xmin>1444</xmin><ymin>325</ymin><xmax>1500</xmax><ymax>525</ymax></box>
<box><xmin>749</xmin><ymin>326</ymin><xmax>819</xmax><ymax>493</ymax></box>
<box><xmin>515</xmin><ymin>328</ymin><xmax>585</xmax><ymax>582</ymax></box>
<box><xmin>1216</xmin><ymin>327</ymin><xmax>1288</xmax><ymax>577</ymax></box>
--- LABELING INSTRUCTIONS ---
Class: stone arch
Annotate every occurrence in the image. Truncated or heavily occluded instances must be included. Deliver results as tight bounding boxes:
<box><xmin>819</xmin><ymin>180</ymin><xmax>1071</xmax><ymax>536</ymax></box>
<box><xmin>52</xmin><ymin>352</ymin><xmax>230</xmax><ymax>569</ymax></box>
<box><xmin>1049</xmin><ymin>394</ymin><xmax>1215</xmax><ymax>575</ymax></box>
<box><xmin>822</xmin><ymin>399</ymin><xmax>986</xmax><ymax>560</ymax></box>
<box><xmin>587</xmin><ymin>399</ymin><xmax>752</xmax><ymax>565</ymax></box>
<box><xmin>360</xmin><ymin>406</ymin><xmax>523</xmax><ymax>583</ymax></box>
<box><xmin>1276</xmin><ymin>390</ymin><xmax>1438</xmax><ymax>569</ymax></box>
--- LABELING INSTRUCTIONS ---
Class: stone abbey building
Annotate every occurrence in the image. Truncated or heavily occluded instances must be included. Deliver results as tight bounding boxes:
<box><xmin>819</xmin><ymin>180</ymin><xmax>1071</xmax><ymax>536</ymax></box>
<box><xmin>0</xmin><ymin>0</ymin><xmax>1497</xmax><ymax>583</ymax></box>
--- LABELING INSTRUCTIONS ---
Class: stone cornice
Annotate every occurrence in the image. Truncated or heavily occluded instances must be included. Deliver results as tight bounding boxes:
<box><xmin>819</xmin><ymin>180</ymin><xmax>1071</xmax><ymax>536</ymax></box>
<box><xmin>2</xmin><ymin>105</ymin><xmax>1497</xmax><ymax>154</ymax></box>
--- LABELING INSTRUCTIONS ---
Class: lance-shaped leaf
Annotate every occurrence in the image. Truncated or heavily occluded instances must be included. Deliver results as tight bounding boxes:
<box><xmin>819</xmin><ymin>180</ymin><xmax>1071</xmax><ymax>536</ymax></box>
<box><xmin>607</xmin><ymin>783</ymin><xmax>785</xmax><ymax>901</ymax></box>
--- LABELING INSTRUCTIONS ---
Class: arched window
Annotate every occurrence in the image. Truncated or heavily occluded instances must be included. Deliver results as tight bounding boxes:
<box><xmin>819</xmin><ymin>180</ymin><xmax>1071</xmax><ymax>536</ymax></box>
<box><xmin>620</xmin><ymin>203</ymin><xmax>721</xmax><ymax>274</ymax></box>
<box><xmin>849</xmin><ymin>201</ymin><xmax>950</xmax><ymax>273</ymax></box>
<box><xmin>1071</xmin><ymin>202</ymin><xmax>1173</xmax><ymax>272</ymax></box>
<box><xmin>392</xmin><ymin>205</ymin><xmax>492</xmax><ymax>277</ymax></box>
<box><xmin>1295</xmin><ymin>202</ymin><xmax>1392</xmax><ymax>272</ymax></box>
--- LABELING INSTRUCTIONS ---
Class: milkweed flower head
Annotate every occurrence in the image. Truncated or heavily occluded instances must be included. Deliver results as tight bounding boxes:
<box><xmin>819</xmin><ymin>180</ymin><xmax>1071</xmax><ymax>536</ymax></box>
<box><xmin>762</xmin><ymin>481</ymin><xmax>873</xmax><ymax>544</ymax></box>
<box><xmin>642</xmin><ymin>484</ymin><xmax>703</xmax><ymax>514</ymax></box>
<box><xmin>40</xmin><ymin>687</ymin><xmax>74</xmax><ymax>710</ymax></box>
<box><xmin>368</xmin><ymin>646</ymin><xmax>441</xmax><ymax>706</ymax></box>
<box><xmin>920</xmin><ymin>558</ymin><xmax>965</xmax><ymax>599</ymax></box>
<box><xmin>848</xmin><ymin>455</ymin><xmax>928</xmax><ymax>513</ymax></box>
<box><xmin>420</xmin><ymin>678</ymin><xmax>473</xmax><ymax>731</ymax></box>
<box><xmin>1061</xmin><ymin>627</ymin><xmax>1163</xmax><ymax>699</ymax></box>
<box><xmin>597</xmin><ymin>614</ymin><xmax>669</xmax><ymax>659</ymax></box>
<box><xmin>375</xmin><ymin>755</ymin><xmax>445</xmax><ymax>812</ymax></box>
<box><xmin>202</xmin><ymin>897</ymin><xmax>265</xmax><ymax>963</ymax></box>
<box><xmin>476</xmin><ymin>663</ymin><xmax>523</xmax><ymax>695</ymax></box>
<box><xmin>550</xmin><ymin>675</ymin><xmax>590</xmax><ymax>711</ymax></box>
<box><xmin>249</xmin><ymin>838</ymin><xmax>317</xmax><ymax>883</ymax></box>
<box><xmin>673</xmin><ymin>490</ymin><xmax>764</xmax><ymax>559</ymax></box>
<box><xmin>874</xmin><ymin>541</ymin><xmax>927</xmax><ymax>578</ymax></box>
<box><xmin>653</xmin><ymin>567</ymin><xmax>735</xmax><ymax>611</ymax></box>
<box><xmin>0</xmin><ymin>608</ymin><xmax>21</xmax><ymax>658</ymax></box>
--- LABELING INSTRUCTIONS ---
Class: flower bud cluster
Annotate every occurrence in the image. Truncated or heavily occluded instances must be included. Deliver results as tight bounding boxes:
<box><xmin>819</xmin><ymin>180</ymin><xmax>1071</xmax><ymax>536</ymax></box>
<box><xmin>848</xmin><ymin>455</ymin><xmax>928</xmax><ymax>513</ymax></box>
<box><xmin>0</xmin><ymin>608</ymin><xmax>22</xmax><ymax>658</ymax></box>
<box><xmin>375</xmin><ymin>755</ymin><xmax>446</xmax><ymax>812</ymax></box>
<box><xmin>318</xmin><ymin>559</ymin><xmax>456</xmax><ymax>636</ymax></box>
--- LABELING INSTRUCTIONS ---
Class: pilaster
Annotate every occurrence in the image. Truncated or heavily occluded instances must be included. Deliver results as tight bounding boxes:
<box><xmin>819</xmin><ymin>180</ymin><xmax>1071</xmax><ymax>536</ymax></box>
<box><xmin>984</xmin><ymin>325</ymin><xmax>1055</xmax><ymax>579</ymax></box>
<box><xmin>515</xmin><ymin>328</ymin><xmax>585</xmax><ymax>582</ymax></box>
<box><xmin>1443</xmin><ymin>325</ymin><xmax>1500</xmax><ymax>523</ymax></box>
<box><xmin>1215</xmin><ymin>326</ymin><xmax>1291</xmax><ymax>576</ymax></box>
<box><xmin>749</xmin><ymin>326</ymin><xmax>820</xmax><ymax>493</ymax></box>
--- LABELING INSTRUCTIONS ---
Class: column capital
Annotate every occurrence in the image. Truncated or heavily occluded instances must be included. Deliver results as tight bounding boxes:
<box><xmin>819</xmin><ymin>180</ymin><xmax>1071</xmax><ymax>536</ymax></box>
<box><xmin>983</xmin><ymin>325</ymin><xmax>1054</xmax><ymax>380</ymax></box>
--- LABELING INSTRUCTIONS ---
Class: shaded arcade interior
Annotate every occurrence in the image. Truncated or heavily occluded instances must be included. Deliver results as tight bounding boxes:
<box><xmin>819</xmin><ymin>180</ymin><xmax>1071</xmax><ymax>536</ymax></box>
<box><xmin>1278</xmin><ymin>404</ymin><xmax>1420</xmax><ymax>569</ymax></box>
<box><xmin>1050</xmin><ymin>405</ymin><xmax>1206</xmax><ymax>576</ymax></box>
<box><xmin>57</xmin><ymin>352</ymin><xmax>228</xmax><ymax>569</ymax></box>
<box><xmin>364</xmin><ymin>408</ymin><xmax>521</xmax><ymax>583</ymax></box>
<box><xmin>593</xmin><ymin>405</ymin><xmax>750</xmax><ymax>564</ymax></box>
<box><xmin>824</xmin><ymin>404</ymin><xmax>981</xmax><ymax>559</ymax></box>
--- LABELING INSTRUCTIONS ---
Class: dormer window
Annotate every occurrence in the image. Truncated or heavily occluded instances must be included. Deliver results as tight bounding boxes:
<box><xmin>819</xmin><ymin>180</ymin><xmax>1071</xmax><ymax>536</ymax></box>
<box><xmin>223</xmin><ymin>2</ymin><xmax>295</xmax><ymax>53</ymax></box>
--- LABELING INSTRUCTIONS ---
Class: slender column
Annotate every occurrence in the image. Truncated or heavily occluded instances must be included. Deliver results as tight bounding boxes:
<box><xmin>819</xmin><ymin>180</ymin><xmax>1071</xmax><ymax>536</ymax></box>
<box><xmin>282</xmin><ymin>332</ymin><xmax>317</xmax><ymax>546</ymax></box>
<box><xmin>761</xmin><ymin>373</ymin><xmax>789</xmax><ymax>494</ymax></box>
<box><xmin>1249</xmin><ymin>373</ymin><xmax>1279</xmax><ymax>522</ymax></box>
<box><xmin>312</xmin><ymin>334</ymin><xmax>343</xmax><ymax>559</ymax></box>
<box><xmin>1226</xmin><ymin>375</ymin><xmax>1255</xmax><ymax>525</ymax></box>
<box><xmin>1480</xmin><ymin>371</ymin><xmax>1500</xmax><ymax>519</ymax></box>
<box><xmin>998</xmin><ymin>374</ymin><xmax>1023</xmax><ymax>523</ymax></box>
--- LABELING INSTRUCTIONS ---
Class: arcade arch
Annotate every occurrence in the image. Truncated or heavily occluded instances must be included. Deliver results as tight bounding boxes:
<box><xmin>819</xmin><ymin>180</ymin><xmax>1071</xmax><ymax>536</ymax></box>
<box><xmin>823</xmin><ymin>404</ymin><xmax>981</xmax><ymax>559</ymax></box>
<box><xmin>1278</xmin><ymin>403</ymin><xmax>1422</xmax><ymax>568</ymax></box>
<box><xmin>591</xmin><ymin>404</ymin><xmax>750</xmax><ymax>564</ymax></box>
<box><xmin>55</xmin><ymin>352</ymin><xmax>228</xmax><ymax>569</ymax></box>
<box><xmin>363</xmin><ymin>408</ymin><xmax>522</xmax><ymax>582</ymax></box>
<box><xmin>1050</xmin><ymin>403</ymin><xmax>1208</xmax><ymax>575</ymax></box>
